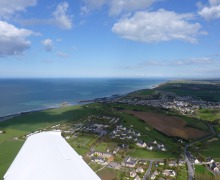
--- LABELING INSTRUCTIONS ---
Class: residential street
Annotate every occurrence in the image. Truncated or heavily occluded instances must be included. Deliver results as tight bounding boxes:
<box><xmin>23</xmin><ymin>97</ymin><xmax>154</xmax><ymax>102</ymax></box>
<box><xmin>142</xmin><ymin>161</ymin><xmax>153</xmax><ymax>180</ymax></box>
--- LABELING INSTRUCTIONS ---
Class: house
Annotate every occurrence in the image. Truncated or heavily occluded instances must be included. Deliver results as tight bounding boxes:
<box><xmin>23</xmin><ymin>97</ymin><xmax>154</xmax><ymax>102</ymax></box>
<box><xmin>130</xmin><ymin>170</ymin><xmax>137</xmax><ymax>177</ymax></box>
<box><xmin>158</xmin><ymin>161</ymin><xmax>165</xmax><ymax>166</ymax></box>
<box><xmin>113</xmin><ymin>147</ymin><xmax>120</xmax><ymax>155</ymax></box>
<box><xmin>147</xmin><ymin>146</ymin><xmax>153</xmax><ymax>150</ymax></box>
<box><xmin>178</xmin><ymin>160</ymin><xmax>185</xmax><ymax>166</ymax></box>
<box><xmin>136</xmin><ymin>140</ymin><xmax>146</xmax><ymax>148</ymax></box>
<box><xmin>151</xmin><ymin>170</ymin><xmax>160</xmax><ymax>180</ymax></box>
<box><xmin>120</xmin><ymin>144</ymin><xmax>129</xmax><ymax>149</ymax></box>
<box><xmin>138</xmin><ymin>159</ymin><xmax>147</xmax><ymax>165</ymax></box>
<box><xmin>168</xmin><ymin>160</ymin><xmax>177</xmax><ymax>167</ymax></box>
<box><xmin>153</xmin><ymin>140</ymin><xmax>157</xmax><ymax>144</ymax></box>
<box><xmin>136</xmin><ymin>167</ymin><xmax>144</xmax><ymax>173</ymax></box>
<box><xmin>210</xmin><ymin>162</ymin><xmax>219</xmax><ymax>172</ymax></box>
<box><xmin>134</xmin><ymin>175</ymin><xmax>141</xmax><ymax>180</ymax></box>
<box><xmin>194</xmin><ymin>159</ymin><xmax>200</xmax><ymax>164</ymax></box>
<box><xmin>162</xmin><ymin>170</ymin><xmax>176</xmax><ymax>177</ymax></box>
<box><xmin>92</xmin><ymin>157</ymin><xmax>106</xmax><ymax>165</ymax></box>
<box><xmin>89</xmin><ymin>151</ymin><xmax>113</xmax><ymax>161</ymax></box>
<box><xmin>122</xmin><ymin>157</ymin><xmax>138</xmax><ymax>168</ymax></box>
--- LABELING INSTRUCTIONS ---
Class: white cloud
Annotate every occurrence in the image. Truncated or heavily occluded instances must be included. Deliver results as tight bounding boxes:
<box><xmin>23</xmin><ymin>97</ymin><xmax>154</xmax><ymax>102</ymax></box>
<box><xmin>81</xmin><ymin>0</ymin><xmax>154</xmax><ymax>16</ymax></box>
<box><xmin>0</xmin><ymin>21</ymin><xmax>33</xmax><ymax>56</ymax></box>
<box><xmin>112</xmin><ymin>9</ymin><xmax>205</xmax><ymax>43</ymax></box>
<box><xmin>209</xmin><ymin>0</ymin><xmax>220</xmax><ymax>6</ymax></box>
<box><xmin>42</xmin><ymin>39</ymin><xmax>53</xmax><ymax>51</ymax></box>
<box><xmin>0</xmin><ymin>0</ymin><xmax>37</xmax><ymax>18</ymax></box>
<box><xmin>52</xmin><ymin>2</ymin><xmax>72</xmax><ymax>30</ymax></box>
<box><xmin>109</xmin><ymin>0</ymin><xmax>153</xmax><ymax>16</ymax></box>
<box><xmin>198</xmin><ymin>0</ymin><xmax>220</xmax><ymax>19</ymax></box>
<box><xmin>199</xmin><ymin>5</ymin><xmax>220</xmax><ymax>19</ymax></box>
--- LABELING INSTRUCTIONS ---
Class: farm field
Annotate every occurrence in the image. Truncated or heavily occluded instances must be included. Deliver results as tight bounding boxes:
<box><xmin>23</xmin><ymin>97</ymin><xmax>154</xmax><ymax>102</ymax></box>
<box><xmin>124</xmin><ymin>110</ymin><xmax>208</xmax><ymax>139</ymax></box>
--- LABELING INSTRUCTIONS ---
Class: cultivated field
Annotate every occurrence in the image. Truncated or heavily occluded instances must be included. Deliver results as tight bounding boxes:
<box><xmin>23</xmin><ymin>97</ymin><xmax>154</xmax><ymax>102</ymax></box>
<box><xmin>124</xmin><ymin>110</ymin><xmax>208</xmax><ymax>139</ymax></box>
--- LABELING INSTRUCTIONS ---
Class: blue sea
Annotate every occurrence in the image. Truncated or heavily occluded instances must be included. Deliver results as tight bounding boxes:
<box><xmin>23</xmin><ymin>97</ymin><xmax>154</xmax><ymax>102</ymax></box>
<box><xmin>0</xmin><ymin>78</ymin><xmax>167</xmax><ymax>117</ymax></box>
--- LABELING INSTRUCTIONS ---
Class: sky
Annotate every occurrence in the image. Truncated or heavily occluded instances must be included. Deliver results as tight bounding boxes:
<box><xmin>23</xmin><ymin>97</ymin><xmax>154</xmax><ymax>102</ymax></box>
<box><xmin>0</xmin><ymin>0</ymin><xmax>220</xmax><ymax>78</ymax></box>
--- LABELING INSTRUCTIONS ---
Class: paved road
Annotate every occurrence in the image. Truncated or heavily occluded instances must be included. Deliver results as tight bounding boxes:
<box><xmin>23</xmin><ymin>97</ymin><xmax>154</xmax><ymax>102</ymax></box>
<box><xmin>142</xmin><ymin>161</ymin><xmax>153</xmax><ymax>180</ymax></box>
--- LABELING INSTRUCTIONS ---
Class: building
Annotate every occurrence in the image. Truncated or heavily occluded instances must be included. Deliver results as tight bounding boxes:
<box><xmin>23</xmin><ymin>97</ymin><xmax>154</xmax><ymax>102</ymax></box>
<box><xmin>136</xmin><ymin>140</ymin><xmax>146</xmax><ymax>148</ymax></box>
<box><xmin>122</xmin><ymin>157</ymin><xmax>138</xmax><ymax>168</ymax></box>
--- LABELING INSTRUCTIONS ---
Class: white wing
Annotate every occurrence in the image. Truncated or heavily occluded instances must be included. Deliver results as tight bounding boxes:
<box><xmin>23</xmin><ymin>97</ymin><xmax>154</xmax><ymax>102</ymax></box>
<box><xmin>4</xmin><ymin>131</ymin><xmax>100</xmax><ymax>180</ymax></box>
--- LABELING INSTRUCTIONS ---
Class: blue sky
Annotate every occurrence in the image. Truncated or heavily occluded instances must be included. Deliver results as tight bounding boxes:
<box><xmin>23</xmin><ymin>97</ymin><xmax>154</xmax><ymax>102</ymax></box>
<box><xmin>0</xmin><ymin>0</ymin><xmax>220</xmax><ymax>78</ymax></box>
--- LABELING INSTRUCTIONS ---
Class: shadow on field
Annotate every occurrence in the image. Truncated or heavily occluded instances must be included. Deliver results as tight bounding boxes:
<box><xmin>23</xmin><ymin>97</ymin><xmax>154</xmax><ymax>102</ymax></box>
<box><xmin>0</xmin><ymin>105</ymin><xmax>102</xmax><ymax>132</ymax></box>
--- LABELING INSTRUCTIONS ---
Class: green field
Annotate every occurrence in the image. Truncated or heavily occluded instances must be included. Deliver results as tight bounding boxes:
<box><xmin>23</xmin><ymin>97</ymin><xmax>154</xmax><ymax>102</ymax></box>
<box><xmin>0</xmin><ymin>140</ymin><xmax>24</xmax><ymax>178</ymax></box>
<box><xmin>194</xmin><ymin>164</ymin><xmax>214</xmax><ymax>179</ymax></box>
<box><xmin>127</xmin><ymin>148</ymin><xmax>177</xmax><ymax>159</ymax></box>
<box><xmin>198</xmin><ymin>109</ymin><xmax>220</xmax><ymax>122</ymax></box>
<box><xmin>200</xmin><ymin>139</ymin><xmax>220</xmax><ymax>158</ymax></box>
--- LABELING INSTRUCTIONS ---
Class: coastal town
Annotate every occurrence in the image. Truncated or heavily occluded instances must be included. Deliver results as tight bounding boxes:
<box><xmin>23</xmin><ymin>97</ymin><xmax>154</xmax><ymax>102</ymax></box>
<box><xmin>1</xmin><ymin>81</ymin><xmax>220</xmax><ymax>179</ymax></box>
<box><xmin>95</xmin><ymin>90</ymin><xmax>220</xmax><ymax>117</ymax></box>
<box><xmin>23</xmin><ymin>108</ymin><xmax>219</xmax><ymax>180</ymax></box>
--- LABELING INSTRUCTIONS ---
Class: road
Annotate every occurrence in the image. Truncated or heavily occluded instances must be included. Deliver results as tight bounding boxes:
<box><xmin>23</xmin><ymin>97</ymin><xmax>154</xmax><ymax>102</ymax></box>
<box><xmin>142</xmin><ymin>161</ymin><xmax>153</xmax><ymax>180</ymax></box>
<box><xmin>184</xmin><ymin>124</ymin><xmax>216</xmax><ymax>180</ymax></box>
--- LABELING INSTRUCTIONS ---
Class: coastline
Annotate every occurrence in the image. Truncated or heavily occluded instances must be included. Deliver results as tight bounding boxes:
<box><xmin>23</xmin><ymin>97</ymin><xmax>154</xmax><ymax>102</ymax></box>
<box><xmin>0</xmin><ymin>81</ymin><xmax>165</xmax><ymax>123</ymax></box>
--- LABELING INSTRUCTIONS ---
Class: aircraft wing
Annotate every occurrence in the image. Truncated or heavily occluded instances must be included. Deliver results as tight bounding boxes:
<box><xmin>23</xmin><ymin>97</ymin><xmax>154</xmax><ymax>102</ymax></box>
<box><xmin>4</xmin><ymin>131</ymin><xmax>101</xmax><ymax>180</ymax></box>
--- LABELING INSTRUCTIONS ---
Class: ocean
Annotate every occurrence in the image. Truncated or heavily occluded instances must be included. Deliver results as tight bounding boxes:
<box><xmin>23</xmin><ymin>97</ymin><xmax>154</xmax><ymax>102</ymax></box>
<box><xmin>0</xmin><ymin>78</ymin><xmax>167</xmax><ymax>117</ymax></box>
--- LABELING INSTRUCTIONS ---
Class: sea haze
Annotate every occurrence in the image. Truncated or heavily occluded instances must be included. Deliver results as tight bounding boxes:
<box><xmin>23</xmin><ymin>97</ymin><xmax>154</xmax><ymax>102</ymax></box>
<box><xmin>0</xmin><ymin>78</ymin><xmax>166</xmax><ymax>117</ymax></box>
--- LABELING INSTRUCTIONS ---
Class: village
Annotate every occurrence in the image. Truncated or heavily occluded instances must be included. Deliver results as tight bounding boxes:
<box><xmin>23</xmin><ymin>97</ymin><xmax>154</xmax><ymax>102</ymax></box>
<box><xmin>95</xmin><ymin>90</ymin><xmax>220</xmax><ymax>117</ymax></box>
<box><xmin>22</xmin><ymin>111</ymin><xmax>220</xmax><ymax>179</ymax></box>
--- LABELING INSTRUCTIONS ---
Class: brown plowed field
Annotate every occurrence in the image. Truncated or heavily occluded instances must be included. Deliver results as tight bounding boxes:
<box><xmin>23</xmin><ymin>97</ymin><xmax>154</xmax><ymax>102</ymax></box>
<box><xmin>125</xmin><ymin>110</ymin><xmax>208</xmax><ymax>139</ymax></box>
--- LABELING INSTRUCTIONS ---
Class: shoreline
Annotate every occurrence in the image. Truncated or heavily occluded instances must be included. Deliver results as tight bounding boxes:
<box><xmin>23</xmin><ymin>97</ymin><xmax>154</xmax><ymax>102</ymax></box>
<box><xmin>0</xmin><ymin>81</ymin><xmax>164</xmax><ymax>123</ymax></box>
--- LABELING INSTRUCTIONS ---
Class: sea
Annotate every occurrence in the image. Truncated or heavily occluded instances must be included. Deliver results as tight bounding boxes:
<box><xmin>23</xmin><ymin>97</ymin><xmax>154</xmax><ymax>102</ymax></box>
<box><xmin>0</xmin><ymin>78</ymin><xmax>167</xmax><ymax>117</ymax></box>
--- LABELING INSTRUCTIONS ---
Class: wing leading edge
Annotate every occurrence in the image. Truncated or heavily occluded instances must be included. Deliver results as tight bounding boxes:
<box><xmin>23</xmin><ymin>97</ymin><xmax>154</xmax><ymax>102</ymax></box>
<box><xmin>4</xmin><ymin>131</ymin><xmax>100</xmax><ymax>180</ymax></box>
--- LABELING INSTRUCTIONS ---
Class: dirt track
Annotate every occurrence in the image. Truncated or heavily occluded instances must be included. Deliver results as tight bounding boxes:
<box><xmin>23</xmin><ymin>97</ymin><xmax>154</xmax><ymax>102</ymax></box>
<box><xmin>125</xmin><ymin>110</ymin><xmax>208</xmax><ymax>139</ymax></box>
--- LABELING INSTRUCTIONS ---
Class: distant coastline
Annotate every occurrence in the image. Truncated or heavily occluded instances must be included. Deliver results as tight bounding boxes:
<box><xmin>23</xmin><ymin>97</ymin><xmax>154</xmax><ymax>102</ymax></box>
<box><xmin>0</xmin><ymin>79</ymin><xmax>166</xmax><ymax>123</ymax></box>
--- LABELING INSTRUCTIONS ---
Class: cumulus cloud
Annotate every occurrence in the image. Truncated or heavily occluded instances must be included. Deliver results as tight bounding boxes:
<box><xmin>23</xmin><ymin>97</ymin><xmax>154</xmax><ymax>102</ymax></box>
<box><xmin>42</xmin><ymin>39</ymin><xmax>53</xmax><ymax>51</ymax></box>
<box><xmin>109</xmin><ymin>0</ymin><xmax>153</xmax><ymax>16</ymax></box>
<box><xmin>198</xmin><ymin>0</ymin><xmax>220</xmax><ymax>19</ymax></box>
<box><xmin>81</xmin><ymin>0</ymin><xmax>154</xmax><ymax>16</ymax></box>
<box><xmin>52</xmin><ymin>2</ymin><xmax>72</xmax><ymax>30</ymax></box>
<box><xmin>0</xmin><ymin>0</ymin><xmax>37</xmax><ymax>18</ymax></box>
<box><xmin>112</xmin><ymin>9</ymin><xmax>205</xmax><ymax>43</ymax></box>
<box><xmin>0</xmin><ymin>21</ymin><xmax>33</xmax><ymax>56</ymax></box>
